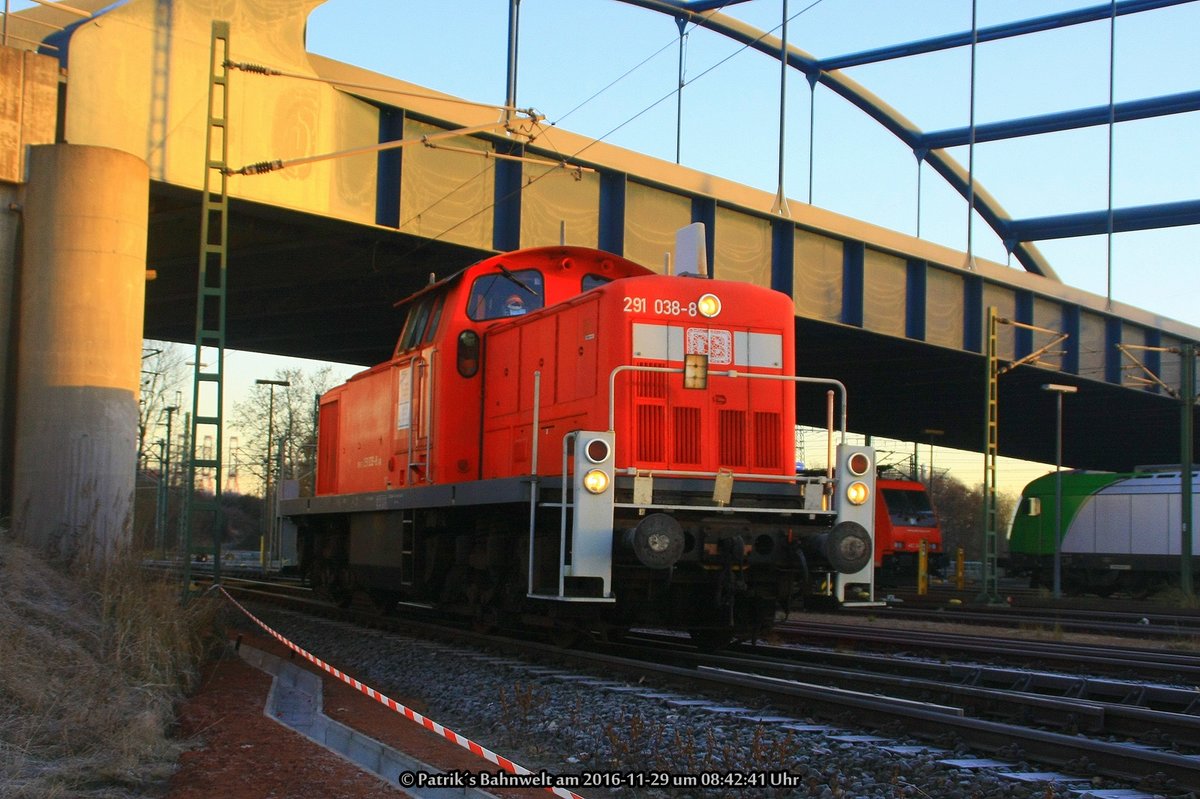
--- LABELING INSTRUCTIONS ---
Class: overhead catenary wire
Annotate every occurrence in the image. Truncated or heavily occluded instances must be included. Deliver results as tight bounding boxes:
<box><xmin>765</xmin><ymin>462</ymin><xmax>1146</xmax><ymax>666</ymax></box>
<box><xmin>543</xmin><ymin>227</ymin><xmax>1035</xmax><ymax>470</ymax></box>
<box><xmin>227</xmin><ymin>0</ymin><xmax>828</xmax><ymax>253</ymax></box>
<box><xmin>18</xmin><ymin>0</ymin><xmax>90</xmax><ymax>18</ymax></box>
<box><xmin>223</xmin><ymin>119</ymin><xmax>542</xmax><ymax>177</ymax></box>
<box><xmin>225</xmin><ymin>60</ymin><xmax>538</xmax><ymax>118</ymax></box>
<box><xmin>421</xmin><ymin>142</ymin><xmax>593</xmax><ymax>178</ymax></box>
<box><xmin>555</xmin><ymin>0</ymin><xmax>831</xmax><ymax>167</ymax></box>
<box><xmin>222</xmin><ymin>60</ymin><xmax>583</xmax><ymax>180</ymax></box>
<box><xmin>552</xmin><ymin>0</ymin><xmax>743</xmax><ymax>130</ymax></box>
<box><xmin>345</xmin><ymin>0</ymin><xmax>830</xmax><ymax>253</ymax></box>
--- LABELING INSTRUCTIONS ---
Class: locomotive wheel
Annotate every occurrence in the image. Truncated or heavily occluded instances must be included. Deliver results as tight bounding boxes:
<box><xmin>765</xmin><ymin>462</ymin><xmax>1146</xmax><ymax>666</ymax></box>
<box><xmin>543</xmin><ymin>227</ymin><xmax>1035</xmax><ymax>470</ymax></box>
<box><xmin>472</xmin><ymin>606</ymin><xmax>500</xmax><ymax>635</ymax></box>
<box><xmin>368</xmin><ymin>590</ymin><xmax>401</xmax><ymax>614</ymax></box>
<box><xmin>550</xmin><ymin>625</ymin><xmax>584</xmax><ymax>649</ymax></box>
<box><xmin>597</xmin><ymin>623</ymin><xmax>630</xmax><ymax>644</ymax></box>
<box><xmin>320</xmin><ymin>562</ymin><xmax>355</xmax><ymax>608</ymax></box>
<box><xmin>687</xmin><ymin>628</ymin><xmax>733</xmax><ymax>651</ymax></box>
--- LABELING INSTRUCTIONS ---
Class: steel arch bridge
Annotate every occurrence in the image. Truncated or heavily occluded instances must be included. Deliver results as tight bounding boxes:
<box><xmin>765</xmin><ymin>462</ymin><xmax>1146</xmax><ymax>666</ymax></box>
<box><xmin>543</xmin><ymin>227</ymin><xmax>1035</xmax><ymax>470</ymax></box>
<box><xmin>0</xmin><ymin>0</ymin><xmax>1197</xmax><ymax>476</ymax></box>
<box><xmin>616</xmin><ymin>0</ymin><xmax>1200</xmax><ymax>279</ymax></box>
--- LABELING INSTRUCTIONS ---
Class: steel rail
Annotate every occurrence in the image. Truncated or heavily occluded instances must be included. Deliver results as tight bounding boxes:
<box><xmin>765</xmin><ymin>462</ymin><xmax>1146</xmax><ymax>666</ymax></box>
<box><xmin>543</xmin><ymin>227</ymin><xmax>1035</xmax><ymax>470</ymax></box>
<box><xmin>775</xmin><ymin>619</ymin><xmax>1200</xmax><ymax>679</ymax></box>
<box><xmin>845</xmin><ymin>602</ymin><xmax>1200</xmax><ymax>640</ymax></box>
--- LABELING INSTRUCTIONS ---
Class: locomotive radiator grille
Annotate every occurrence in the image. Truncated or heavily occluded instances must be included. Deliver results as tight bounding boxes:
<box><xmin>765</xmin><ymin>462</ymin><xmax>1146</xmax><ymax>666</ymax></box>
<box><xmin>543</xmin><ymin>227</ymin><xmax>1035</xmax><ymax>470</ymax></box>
<box><xmin>636</xmin><ymin>404</ymin><xmax>666</xmax><ymax>462</ymax></box>
<box><xmin>635</xmin><ymin>363</ymin><xmax>668</xmax><ymax>398</ymax></box>
<box><xmin>627</xmin><ymin>359</ymin><xmax>783</xmax><ymax>473</ymax></box>
<box><xmin>633</xmin><ymin>360</ymin><xmax>668</xmax><ymax>464</ymax></box>
<box><xmin>673</xmin><ymin>406</ymin><xmax>702</xmax><ymax>464</ymax></box>
<box><xmin>754</xmin><ymin>411</ymin><xmax>782</xmax><ymax>469</ymax></box>
<box><xmin>719</xmin><ymin>409</ymin><xmax>747</xmax><ymax>467</ymax></box>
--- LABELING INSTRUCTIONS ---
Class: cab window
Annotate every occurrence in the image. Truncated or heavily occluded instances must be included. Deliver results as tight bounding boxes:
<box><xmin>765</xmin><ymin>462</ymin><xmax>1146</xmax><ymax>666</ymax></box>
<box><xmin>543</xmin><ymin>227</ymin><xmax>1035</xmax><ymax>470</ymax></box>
<box><xmin>397</xmin><ymin>294</ymin><xmax>443</xmax><ymax>353</ymax></box>
<box><xmin>422</xmin><ymin>295</ymin><xmax>444</xmax><ymax>345</ymax></box>
<box><xmin>881</xmin><ymin>488</ymin><xmax>938</xmax><ymax>528</ymax></box>
<box><xmin>467</xmin><ymin>269</ymin><xmax>544</xmax><ymax>320</ymax></box>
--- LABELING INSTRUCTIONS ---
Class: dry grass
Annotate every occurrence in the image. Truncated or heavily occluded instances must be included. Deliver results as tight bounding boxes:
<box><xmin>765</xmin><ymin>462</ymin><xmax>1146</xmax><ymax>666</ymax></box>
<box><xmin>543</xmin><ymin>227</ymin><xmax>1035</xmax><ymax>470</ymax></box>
<box><xmin>0</xmin><ymin>528</ymin><xmax>222</xmax><ymax>798</ymax></box>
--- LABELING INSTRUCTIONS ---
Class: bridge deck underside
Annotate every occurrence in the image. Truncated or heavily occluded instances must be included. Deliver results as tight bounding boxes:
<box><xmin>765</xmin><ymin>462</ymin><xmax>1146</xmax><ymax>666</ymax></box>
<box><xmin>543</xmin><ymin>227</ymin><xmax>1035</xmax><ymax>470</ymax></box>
<box><xmin>794</xmin><ymin>319</ymin><xmax>1184</xmax><ymax>473</ymax></box>
<box><xmin>145</xmin><ymin>185</ymin><xmax>1194</xmax><ymax>475</ymax></box>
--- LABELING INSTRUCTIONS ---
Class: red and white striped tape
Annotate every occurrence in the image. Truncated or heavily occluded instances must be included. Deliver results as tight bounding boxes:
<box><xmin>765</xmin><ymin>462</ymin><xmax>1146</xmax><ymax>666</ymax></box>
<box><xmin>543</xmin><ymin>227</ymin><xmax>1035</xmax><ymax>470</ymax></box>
<box><xmin>218</xmin><ymin>587</ymin><xmax>586</xmax><ymax>799</ymax></box>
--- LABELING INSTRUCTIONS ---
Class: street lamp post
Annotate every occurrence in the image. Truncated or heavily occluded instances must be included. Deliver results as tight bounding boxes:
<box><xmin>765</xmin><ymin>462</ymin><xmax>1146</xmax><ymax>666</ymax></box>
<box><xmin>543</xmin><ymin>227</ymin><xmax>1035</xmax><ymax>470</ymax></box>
<box><xmin>256</xmin><ymin>379</ymin><xmax>290</xmax><ymax>567</ymax></box>
<box><xmin>1042</xmin><ymin>383</ymin><xmax>1078</xmax><ymax>599</ymax></box>
<box><xmin>922</xmin><ymin>428</ymin><xmax>944</xmax><ymax>489</ymax></box>
<box><xmin>157</xmin><ymin>404</ymin><xmax>178</xmax><ymax>558</ymax></box>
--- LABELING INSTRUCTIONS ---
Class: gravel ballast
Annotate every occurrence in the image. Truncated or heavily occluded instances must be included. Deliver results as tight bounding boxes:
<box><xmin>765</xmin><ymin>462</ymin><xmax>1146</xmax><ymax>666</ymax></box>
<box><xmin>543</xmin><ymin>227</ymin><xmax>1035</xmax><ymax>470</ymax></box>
<box><xmin>234</xmin><ymin>605</ymin><xmax>1172</xmax><ymax>799</ymax></box>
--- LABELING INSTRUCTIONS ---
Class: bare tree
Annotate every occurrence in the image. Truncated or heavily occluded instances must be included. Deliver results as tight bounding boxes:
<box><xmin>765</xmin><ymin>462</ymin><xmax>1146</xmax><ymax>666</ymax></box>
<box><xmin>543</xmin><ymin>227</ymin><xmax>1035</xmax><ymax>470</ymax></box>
<box><xmin>138</xmin><ymin>341</ymin><xmax>189</xmax><ymax>472</ymax></box>
<box><xmin>928</xmin><ymin>473</ymin><xmax>1018</xmax><ymax>561</ymax></box>
<box><xmin>231</xmin><ymin>366</ymin><xmax>340</xmax><ymax>497</ymax></box>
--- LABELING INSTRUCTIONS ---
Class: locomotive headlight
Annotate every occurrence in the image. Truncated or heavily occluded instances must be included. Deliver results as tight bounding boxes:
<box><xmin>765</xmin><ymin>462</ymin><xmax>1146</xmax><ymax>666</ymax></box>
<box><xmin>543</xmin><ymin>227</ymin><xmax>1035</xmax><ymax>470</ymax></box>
<box><xmin>582</xmin><ymin>469</ymin><xmax>610</xmax><ymax>494</ymax></box>
<box><xmin>697</xmin><ymin>293</ymin><xmax>721</xmax><ymax>318</ymax></box>
<box><xmin>845</xmin><ymin>481</ymin><xmax>870</xmax><ymax>506</ymax></box>
<box><xmin>583</xmin><ymin>437</ymin><xmax>611</xmax><ymax>464</ymax></box>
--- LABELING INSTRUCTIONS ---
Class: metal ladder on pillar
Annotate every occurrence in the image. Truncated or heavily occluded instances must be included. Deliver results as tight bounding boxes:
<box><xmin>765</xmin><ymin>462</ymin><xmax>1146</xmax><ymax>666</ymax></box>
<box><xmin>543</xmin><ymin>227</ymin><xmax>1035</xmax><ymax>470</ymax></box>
<box><xmin>182</xmin><ymin>21</ymin><xmax>231</xmax><ymax>595</ymax></box>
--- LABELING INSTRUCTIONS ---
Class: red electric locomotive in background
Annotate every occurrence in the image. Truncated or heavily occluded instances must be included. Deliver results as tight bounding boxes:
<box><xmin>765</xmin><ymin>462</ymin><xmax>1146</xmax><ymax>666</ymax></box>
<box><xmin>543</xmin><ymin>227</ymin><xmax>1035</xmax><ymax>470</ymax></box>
<box><xmin>874</xmin><ymin>478</ymin><xmax>943</xmax><ymax>586</ymax></box>
<box><xmin>282</xmin><ymin>241</ymin><xmax>878</xmax><ymax>645</ymax></box>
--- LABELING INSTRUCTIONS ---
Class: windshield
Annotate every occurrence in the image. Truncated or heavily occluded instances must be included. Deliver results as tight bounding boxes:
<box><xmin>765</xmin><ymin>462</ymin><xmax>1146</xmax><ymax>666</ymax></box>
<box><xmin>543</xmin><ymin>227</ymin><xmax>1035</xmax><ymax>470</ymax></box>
<box><xmin>882</xmin><ymin>488</ymin><xmax>938</xmax><ymax>528</ymax></box>
<box><xmin>467</xmin><ymin>269</ymin><xmax>544</xmax><ymax>320</ymax></box>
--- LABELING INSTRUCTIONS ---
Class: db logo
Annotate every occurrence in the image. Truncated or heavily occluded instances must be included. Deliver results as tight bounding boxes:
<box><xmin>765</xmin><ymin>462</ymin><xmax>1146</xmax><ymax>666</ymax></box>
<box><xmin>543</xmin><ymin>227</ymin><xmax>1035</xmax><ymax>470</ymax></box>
<box><xmin>686</xmin><ymin>328</ymin><xmax>732</xmax><ymax>365</ymax></box>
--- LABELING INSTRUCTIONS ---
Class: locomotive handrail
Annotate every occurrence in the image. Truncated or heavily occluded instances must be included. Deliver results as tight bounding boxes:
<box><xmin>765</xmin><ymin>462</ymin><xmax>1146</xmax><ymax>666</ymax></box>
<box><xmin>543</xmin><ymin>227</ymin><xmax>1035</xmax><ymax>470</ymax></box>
<box><xmin>406</xmin><ymin>355</ymin><xmax>419</xmax><ymax>478</ymax></box>
<box><xmin>527</xmin><ymin>370</ymin><xmax>542</xmax><ymax>597</ymax></box>
<box><xmin>405</xmin><ymin>351</ymin><xmax>438</xmax><ymax>485</ymax></box>
<box><xmin>607</xmin><ymin>364</ymin><xmax>849</xmax><ymax>440</ymax></box>
<box><xmin>407</xmin><ymin>355</ymin><xmax>422</xmax><ymax>481</ymax></box>
<box><xmin>425</xmin><ymin>349</ymin><xmax>436</xmax><ymax>483</ymax></box>
<box><xmin>557</xmin><ymin>430</ymin><xmax>580</xmax><ymax>598</ymax></box>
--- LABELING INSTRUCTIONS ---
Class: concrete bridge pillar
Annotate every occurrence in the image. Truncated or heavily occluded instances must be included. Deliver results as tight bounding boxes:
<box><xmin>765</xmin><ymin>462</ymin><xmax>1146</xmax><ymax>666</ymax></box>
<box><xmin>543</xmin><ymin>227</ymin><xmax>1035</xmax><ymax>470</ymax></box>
<box><xmin>12</xmin><ymin>143</ymin><xmax>149</xmax><ymax>565</ymax></box>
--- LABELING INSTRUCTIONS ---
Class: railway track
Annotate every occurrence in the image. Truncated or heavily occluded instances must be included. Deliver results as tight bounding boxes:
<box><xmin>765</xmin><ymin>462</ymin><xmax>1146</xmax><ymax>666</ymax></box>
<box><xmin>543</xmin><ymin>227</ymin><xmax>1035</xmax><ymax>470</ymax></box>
<box><xmin>612</xmin><ymin>629</ymin><xmax>1200</xmax><ymax>760</ymax></box>
<box><xmin>774</xmin><ymin>618</ymin><xmax>1200</xmax><ymax>680</ymax></box>
<box><xmin>213</xmin><ymin>577</ymin><xmax>1200</xmax><ymax>795</ymax></box>
<box><xmin>850</xmin><ymin>592</ymin><xmax>1200</xmax><ymax>640</ymax></box>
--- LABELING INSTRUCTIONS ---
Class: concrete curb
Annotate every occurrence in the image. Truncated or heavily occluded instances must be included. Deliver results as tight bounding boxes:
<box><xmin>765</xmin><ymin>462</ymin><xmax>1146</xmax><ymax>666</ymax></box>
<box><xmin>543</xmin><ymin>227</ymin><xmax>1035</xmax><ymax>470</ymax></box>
<box><xmin>236</xmin><ymin>641</ymin><xmax>496</xmax><ymax>798</ymax></box>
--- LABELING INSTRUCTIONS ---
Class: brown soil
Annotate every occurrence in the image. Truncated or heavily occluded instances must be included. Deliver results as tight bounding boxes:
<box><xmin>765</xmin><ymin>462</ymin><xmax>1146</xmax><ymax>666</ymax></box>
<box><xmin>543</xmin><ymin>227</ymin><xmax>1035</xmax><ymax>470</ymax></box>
<box><xmin>166</xmin><ymin>631</ymin><xmax>548</xmax><ymax>799</ymax></box>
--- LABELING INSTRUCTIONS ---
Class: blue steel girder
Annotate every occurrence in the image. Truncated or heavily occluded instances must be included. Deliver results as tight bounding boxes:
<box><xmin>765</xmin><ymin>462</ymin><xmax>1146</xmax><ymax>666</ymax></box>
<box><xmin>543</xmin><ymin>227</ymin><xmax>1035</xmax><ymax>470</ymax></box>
<box><xmin>919</xmin><ymin>91</ymin><xmax>1200</xmax><ymax>149</ymax></box>
<box><xmin>615</xmin><ymin>0</ymin><xmax>1198</xmax><ymax>279</ymax></box>
<box><xmin>677</xmin><ymin>0</ymin><xmax>755</xmax><ymax>10</ymax></box>
<box><xmin>1004</xmin><ymin>200</ymin><xmax>1200</xmax><ymax>245</ymax></box>
<box><xmin>813</xmin><ymin>0</ymin><xmax>1194</xmax><ymax>71</ymax></box>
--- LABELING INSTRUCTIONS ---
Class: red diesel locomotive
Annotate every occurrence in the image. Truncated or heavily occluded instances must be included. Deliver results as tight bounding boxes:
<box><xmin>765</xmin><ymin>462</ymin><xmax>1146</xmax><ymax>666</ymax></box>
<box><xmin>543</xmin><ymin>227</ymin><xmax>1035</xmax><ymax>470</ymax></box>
<box><xmin>281</xmin><ymin>244</ymin><xmax>878</xmax><ymax>644</ymax></box>
<box><xmin>874</xmin><ymin>478</ymin><xmax>943</xmax><ymax>586</ymax></box>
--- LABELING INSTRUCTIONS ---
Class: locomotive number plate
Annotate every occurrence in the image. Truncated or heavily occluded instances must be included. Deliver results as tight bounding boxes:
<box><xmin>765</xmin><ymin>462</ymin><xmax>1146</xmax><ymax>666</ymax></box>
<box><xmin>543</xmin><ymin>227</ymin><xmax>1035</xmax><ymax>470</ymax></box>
<box><xmin>623</xmin><ymin>296</ymin><xmax>701</xmax><ymax>317</ymax></box>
